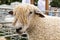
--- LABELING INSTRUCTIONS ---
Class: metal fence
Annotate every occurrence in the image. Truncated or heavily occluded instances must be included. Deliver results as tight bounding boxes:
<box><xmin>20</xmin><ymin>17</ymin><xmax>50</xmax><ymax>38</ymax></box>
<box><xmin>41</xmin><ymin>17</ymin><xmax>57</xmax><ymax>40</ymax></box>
<box><xmin>42</xmin><ymin>10</ymin><xmax>60</xmax><ymax>17</ymax></box>
<box><xmin>0</xmin><ymin>21</ymin><xmax>29</xmax><ymax>40</ymax></box>
<box><xmin>0</xmin><ymin>21</ymin><xmax>20</xmax><ymax>40</ymax></box>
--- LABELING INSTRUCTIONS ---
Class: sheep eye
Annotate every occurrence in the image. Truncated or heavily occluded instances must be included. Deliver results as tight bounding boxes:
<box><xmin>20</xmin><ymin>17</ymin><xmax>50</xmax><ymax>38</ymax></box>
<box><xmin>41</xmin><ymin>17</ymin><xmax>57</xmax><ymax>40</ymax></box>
<box><xmin>29</xmin><ymin>11</ymin><xmax>32</xmax><ymax>14</ymax></box>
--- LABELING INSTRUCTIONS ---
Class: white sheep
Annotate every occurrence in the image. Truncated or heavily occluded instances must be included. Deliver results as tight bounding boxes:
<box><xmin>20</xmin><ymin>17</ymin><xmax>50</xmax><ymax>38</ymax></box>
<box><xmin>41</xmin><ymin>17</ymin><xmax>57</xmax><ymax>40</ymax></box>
<box><xmin>12</xmin><ymin>4</ymin><xmax>60</xmax><ymax>40</ymax></box>
<box><xmin>0</xmin><ymin>37</ymin><xmax>6</xmax><ymax>40</ymax></box>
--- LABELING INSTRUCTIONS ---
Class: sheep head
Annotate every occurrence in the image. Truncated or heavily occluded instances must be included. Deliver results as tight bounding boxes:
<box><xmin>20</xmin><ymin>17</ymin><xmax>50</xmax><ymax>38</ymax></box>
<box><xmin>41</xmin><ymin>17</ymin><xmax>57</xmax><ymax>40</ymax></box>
<box><xmin>13</xmin><ymin>4</ymin><xmax>45</xmax><ymax>34</ymax></box>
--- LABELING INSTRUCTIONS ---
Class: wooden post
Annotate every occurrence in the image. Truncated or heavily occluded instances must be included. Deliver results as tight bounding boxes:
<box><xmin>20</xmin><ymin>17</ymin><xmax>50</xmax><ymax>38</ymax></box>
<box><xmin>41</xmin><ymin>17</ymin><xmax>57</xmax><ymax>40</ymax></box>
<box><xmin>54</xmin><ymin>8</ymin><xmax>58</xmax><ymax>16</ymax></box>
<box><xmin>30</xmin><ymin>0</ymin><xmax>34</xmax><ymax>4</ymax></box>
<box><xmin>45</xmin><ymin>0</ymin><xmax>49</xmax><ymax>15</ymax></box>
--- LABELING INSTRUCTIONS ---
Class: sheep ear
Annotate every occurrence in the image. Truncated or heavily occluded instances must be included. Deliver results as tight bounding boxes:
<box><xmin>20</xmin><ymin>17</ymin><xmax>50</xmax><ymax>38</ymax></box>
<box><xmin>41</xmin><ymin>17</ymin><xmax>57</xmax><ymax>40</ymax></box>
<box><xmin>34</xmin><ymin>10</ymin><xmax>45</xmax><ymax>17</ymax></box>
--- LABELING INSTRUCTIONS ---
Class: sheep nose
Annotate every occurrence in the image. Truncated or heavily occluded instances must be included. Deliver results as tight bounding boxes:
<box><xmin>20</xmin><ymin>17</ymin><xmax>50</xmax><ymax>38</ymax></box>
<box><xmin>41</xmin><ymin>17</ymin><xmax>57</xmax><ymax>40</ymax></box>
<box><xmin>16</xmin><ymin>27</ymin><xmax>22</xmax><ymax>33</ymax></box>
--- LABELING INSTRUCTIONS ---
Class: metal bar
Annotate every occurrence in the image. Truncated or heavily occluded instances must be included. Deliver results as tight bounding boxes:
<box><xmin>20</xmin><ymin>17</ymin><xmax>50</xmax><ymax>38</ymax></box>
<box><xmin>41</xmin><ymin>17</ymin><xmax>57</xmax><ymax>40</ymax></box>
<box><xmin>0</xmin><ymin>21</ymin><xmax>12</xmax><ymax>24</ymax></box>
<box><xmin>0</xmin><ymin>34</ymin><xmax>19</xmax><ymax>37</ymax></box>
<box><xmin>43</xmin><ymin>10</ymin><xmax>60</xmax><ymax>13</ymax></box>
<box><xmin>0</xmin><ymin>8</ymin><xmax>13</xmax><ymax>10</ymax></box>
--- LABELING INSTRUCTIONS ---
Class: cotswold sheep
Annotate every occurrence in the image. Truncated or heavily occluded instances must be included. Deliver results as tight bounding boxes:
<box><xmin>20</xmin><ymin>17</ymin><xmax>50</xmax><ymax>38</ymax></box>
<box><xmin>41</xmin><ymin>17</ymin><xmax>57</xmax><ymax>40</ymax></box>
<box><xmin>13</xmin><ymin>4</ymin><xmax>60</xmax><ymax>40</ymax></box>
<box><xmin>0</xmin><ymin>37</ymin><xmax>6</xmax><ymax>40</ymax></box>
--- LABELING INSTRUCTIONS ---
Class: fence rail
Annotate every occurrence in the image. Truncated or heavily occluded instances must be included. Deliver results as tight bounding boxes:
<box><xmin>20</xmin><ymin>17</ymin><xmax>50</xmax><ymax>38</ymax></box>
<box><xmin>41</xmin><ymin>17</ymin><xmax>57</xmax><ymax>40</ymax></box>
<box><xmin>0</xmin><ymin>21</ymin><xmax>29</xmax><ymax>40</ymax></box>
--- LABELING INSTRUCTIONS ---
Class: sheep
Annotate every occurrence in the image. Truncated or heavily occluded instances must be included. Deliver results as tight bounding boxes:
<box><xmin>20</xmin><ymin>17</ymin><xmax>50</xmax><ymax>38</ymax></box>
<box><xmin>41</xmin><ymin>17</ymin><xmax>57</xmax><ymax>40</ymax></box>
<box><xmin>12</xmin><ymin>3</ymin><xmax>60</xmax><ymax>40</ymax></box>
<box><xmin>0</xmin><ymin>37</ymin><xmax>6</xmax><ymax>40</ymax></box>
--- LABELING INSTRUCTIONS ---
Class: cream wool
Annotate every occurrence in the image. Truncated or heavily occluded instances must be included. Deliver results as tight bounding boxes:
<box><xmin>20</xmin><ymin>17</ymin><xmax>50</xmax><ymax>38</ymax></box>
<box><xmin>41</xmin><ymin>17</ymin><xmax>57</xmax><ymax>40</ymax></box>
<box><xmin>27</xmin><ymin>15</ymin><xmax>60</xmax><ymax>40</ymax></box>
<box><xmin>0</xmin><ymin>37</ymin><xmax>6</xmax><ymax>40</ymax></box>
